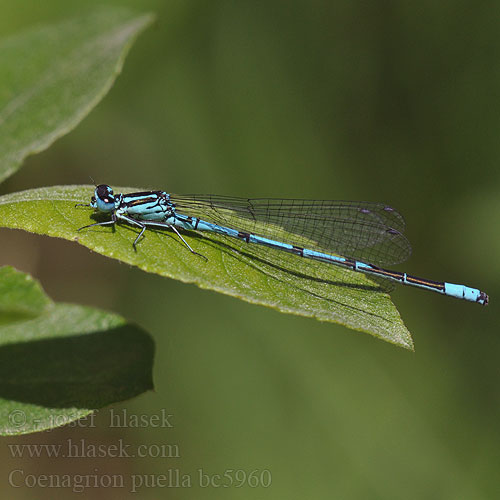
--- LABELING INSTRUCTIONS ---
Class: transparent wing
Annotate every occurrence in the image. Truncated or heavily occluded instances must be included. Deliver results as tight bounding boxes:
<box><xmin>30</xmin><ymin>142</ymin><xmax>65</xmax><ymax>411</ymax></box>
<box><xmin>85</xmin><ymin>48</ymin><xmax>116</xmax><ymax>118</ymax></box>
<box><xmin>170</xmin><ymin>195</ymin><xmax>411</xmax><ymax>266</ymax></box>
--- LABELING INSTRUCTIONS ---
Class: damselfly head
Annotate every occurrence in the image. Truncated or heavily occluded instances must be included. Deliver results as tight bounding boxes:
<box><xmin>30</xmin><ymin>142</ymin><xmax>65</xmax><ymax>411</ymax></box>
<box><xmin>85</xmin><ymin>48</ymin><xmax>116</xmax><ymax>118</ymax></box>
<box><xmin>93</xmin><ymin>184</ymin><xmax>116</xmax><ymax>213</ymax></box>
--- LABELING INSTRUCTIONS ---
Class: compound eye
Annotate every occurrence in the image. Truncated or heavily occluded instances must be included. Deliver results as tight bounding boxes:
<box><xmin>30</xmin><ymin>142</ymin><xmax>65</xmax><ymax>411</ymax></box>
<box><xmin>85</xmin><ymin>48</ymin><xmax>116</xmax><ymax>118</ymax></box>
<box><xmin>93</xmin><ymin>185</ymin><xmax>116</xmax><ymax>213</ymax></box>
<box><xmin>96</xmin><ymin>184</ymin><xmax>115</xmax><ymax>203</ymax></box>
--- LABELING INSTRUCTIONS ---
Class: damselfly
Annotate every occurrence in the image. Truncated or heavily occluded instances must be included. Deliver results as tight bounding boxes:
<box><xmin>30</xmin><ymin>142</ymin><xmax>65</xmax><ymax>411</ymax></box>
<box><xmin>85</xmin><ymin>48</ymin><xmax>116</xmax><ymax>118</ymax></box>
<box><xmin>76</xmin><ymin>185</ymin><xmax>489</xmax><ymax>305</ymax></box>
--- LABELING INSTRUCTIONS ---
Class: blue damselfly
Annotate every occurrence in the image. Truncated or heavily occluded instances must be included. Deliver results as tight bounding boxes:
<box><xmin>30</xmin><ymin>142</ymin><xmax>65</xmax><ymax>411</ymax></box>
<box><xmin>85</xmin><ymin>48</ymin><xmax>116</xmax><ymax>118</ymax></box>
<box><xmin>76</xmin><ymin>185</ymin><xmax>488</xmax><ymax>305</ymax></box>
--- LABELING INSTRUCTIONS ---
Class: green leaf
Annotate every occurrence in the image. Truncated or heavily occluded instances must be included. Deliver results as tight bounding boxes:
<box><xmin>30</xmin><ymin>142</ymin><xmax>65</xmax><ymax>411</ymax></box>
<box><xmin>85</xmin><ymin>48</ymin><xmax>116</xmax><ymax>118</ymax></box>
<box><xmin>0</xmin><ymin>7</ymin><xmax>155</xmax><ymax>184</ymax></box>
<box><xmin>0</xmin><ymin>266</ymin><xmax>52</xmax><ymax>324</ymax></box>
<box><xmin>0</xmin><ymin>266</ymin><xmax>155</xmax><ymax>435</ymax></box>
<box><xmin>0</xmin><ymin>186</ymin><xmax>413</xmax><ymax>349</ymax></box>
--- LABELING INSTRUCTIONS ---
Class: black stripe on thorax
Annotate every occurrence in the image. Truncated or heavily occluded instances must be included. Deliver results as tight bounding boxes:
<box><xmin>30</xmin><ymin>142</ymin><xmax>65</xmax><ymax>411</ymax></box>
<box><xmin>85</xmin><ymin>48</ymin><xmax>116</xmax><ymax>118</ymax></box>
<box><xmin>124</xmin><ymin>196</ymin><xmax>159</xmax><ymax>207</ymax></box>
<box><xmin>126</xmin><ymin>190</ymin><xmax>164</xmax><ymax>197</ymax></box>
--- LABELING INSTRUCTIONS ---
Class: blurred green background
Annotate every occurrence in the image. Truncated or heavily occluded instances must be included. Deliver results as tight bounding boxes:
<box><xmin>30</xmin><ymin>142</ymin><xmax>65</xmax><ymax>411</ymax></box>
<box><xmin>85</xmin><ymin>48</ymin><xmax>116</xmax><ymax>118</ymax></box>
<box><xmin>0</xmin><ymin>0</ymin><xmax>499</xmax><ymax>498</ymax></box>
